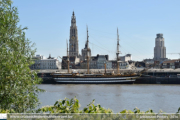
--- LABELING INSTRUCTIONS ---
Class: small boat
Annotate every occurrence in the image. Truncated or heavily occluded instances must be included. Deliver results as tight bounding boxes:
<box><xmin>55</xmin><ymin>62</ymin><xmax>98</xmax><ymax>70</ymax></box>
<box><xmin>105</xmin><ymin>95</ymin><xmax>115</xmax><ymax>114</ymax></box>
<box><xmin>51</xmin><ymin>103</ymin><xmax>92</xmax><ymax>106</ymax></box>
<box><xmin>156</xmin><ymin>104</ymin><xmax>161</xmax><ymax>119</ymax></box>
<box><xmin>51</xmin><ymin>28</ymin><xmax>141</xmax><ymax>84</ymax></box>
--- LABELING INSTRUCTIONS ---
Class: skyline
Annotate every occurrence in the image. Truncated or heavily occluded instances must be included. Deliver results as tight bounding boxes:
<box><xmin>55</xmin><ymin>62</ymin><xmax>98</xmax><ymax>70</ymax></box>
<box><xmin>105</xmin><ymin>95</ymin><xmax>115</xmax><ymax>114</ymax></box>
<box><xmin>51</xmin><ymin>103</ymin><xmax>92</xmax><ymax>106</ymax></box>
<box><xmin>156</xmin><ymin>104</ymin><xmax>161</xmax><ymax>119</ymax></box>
<box><xmin>13</xmin><ymin>0</ymin><xmax>180</xmax><ymax>61</ymax></box>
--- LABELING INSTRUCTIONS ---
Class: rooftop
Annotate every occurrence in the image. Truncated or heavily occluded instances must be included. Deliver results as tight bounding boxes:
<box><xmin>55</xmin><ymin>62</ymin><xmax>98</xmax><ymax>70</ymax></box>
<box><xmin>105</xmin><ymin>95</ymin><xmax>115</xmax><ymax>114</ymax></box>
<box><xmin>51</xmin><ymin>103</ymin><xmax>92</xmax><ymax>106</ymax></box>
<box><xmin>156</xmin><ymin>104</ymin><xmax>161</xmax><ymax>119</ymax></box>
<box><xmin>163</xmin><ymin>59</ymin><xmax>179</xmax><ymax>63</ymax></box>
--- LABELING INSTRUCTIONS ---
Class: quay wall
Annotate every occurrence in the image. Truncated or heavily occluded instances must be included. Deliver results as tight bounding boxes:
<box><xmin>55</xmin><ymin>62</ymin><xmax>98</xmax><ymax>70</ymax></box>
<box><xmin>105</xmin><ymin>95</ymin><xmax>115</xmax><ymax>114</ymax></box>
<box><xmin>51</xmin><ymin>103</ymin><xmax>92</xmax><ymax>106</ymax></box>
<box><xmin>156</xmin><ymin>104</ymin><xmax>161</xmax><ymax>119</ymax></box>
<box><xmin>34</xmin><ymin>69</ymin><xmax>180</xmax><ymax>84</ymax></box>
<box><xmin>40</xmin><ymin>76</ymin><xmax>180</xmax><ymax>84</ymax></box>
<box><xmin>135</xmin><ymin>77</ymin><xmax>180</xmax><ymax>84</ymax></box>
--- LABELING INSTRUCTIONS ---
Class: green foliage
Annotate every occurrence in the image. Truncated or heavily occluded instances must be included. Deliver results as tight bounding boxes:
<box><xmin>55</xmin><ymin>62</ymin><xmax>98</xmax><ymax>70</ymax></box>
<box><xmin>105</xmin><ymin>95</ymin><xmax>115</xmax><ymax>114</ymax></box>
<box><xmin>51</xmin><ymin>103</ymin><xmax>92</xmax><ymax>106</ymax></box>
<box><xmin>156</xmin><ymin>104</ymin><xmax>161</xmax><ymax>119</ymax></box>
<box><xmin>120</xmin><ymin>109</ymin><xmax>134</xmax><ymax>113</ymax></box>
<box><xmin>0</xmin><ymin>0</ymin><xmax>44</xmax><ymax>112</ymax></box>
<box><xmin>83</xmin><ymin>99</ymin><xmax>112</xmax><ymax>113</ymax></box>
<box><xmin>36</xmin><ymin>97</ymin><xmax>165</xmax><ymax>114</ymax></box>
<box><xmin>133</xmin><ymin>107</ymin><xmax>154</xmax><ymax>113</ymax></box>
<box><xmin>37</xmin><ymin>97</ymin><xmax>82</xmax><ymax>113</ymax></box>
<box><xmin>120</xmin><ymin>107</ymin><xmax>157</xmax><ymax>114</ymax></box>
<box><xmin>2</xmin><ymin>96</ymin><xmax>180</xmax><ymax>115</ymax></box>
<box><xmin>37</xmin><ymin>97</ymin><xmax>113</xmax><ymax>114</ymax></box>
<box><xmin>177</xmin><ymin>107</ymin><xmax>180</xmax><ymax>113</ymax></box>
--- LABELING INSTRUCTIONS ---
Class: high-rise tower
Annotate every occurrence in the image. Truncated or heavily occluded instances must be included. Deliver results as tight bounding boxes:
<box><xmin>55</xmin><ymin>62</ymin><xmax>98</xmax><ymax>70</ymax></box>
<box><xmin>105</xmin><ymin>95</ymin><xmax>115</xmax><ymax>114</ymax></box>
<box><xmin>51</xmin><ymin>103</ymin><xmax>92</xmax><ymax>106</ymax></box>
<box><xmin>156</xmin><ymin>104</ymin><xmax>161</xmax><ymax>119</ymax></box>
<box><xmin>69</xmin><ymin>11</ymin><xmax>79</xmax><ymax>57</ymax></box>
<box><xmin>154</xmin><ymin>33</ymin><xmax>166</xmax><ymax>61</ymax></box>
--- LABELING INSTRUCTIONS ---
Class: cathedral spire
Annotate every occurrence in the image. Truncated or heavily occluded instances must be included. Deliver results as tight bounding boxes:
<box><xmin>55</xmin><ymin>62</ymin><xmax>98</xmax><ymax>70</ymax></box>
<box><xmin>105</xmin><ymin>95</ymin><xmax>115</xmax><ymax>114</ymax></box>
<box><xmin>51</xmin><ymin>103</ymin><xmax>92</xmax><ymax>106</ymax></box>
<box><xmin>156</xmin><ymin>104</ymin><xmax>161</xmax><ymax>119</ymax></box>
<box><xmin>69</xmin><ymin>11</ymin><xmax>79</xmax><ymax>57</ymax></box>
<box><xmin>73</xmin><ymin>11</ymin><xmax>75</xmax><ymax>17</ymax></box>
<box><xmin>71</xmin><ymin>11</ymin><xmax>76</xmax><ymax>26</ymax></box>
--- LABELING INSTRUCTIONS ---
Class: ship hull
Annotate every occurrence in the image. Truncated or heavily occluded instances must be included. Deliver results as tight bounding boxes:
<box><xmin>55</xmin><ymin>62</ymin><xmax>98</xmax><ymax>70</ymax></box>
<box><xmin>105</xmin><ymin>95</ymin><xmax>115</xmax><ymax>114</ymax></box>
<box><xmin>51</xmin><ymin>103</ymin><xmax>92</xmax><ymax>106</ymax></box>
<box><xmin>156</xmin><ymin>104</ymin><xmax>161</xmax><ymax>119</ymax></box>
<box><xmin>53</xmin><ymin>77</ymin><xmax>137</xmax><ymax>84</ymax></box>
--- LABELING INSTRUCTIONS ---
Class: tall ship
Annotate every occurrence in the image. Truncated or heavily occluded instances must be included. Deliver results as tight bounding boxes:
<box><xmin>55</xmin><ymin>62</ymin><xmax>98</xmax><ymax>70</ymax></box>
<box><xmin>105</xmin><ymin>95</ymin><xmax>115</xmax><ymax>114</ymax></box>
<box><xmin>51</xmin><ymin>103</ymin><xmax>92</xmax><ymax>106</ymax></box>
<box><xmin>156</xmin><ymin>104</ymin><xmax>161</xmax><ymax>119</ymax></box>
<box><xmin>51</xmin><ymin>28</ymin><xmax>142</xmax><ymax>84</ymax></box>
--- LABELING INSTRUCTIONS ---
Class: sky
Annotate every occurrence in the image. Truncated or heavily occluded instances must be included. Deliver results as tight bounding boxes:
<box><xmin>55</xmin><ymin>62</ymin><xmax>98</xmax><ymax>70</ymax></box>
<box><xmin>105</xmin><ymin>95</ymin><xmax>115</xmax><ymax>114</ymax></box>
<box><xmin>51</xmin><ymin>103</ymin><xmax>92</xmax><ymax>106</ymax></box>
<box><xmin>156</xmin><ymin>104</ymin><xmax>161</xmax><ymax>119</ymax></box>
<box><xmin>12</xmin><ymin>0</ymin><xmax>180</xmax><ymax>61</ymax></box>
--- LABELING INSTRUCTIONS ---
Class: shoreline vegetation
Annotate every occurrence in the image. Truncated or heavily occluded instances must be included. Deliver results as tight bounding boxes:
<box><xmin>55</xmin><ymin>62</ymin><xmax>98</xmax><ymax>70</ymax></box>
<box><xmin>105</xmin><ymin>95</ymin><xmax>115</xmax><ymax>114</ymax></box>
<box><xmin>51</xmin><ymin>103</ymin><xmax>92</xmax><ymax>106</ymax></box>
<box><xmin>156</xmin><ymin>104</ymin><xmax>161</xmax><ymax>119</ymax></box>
<box><xmin>0</xmin><ymin>0</ymin><xmax>44</xmax><ymax>113</ymax></box>
<box><xmin>1</xmin><ymin>97</ymin><xmax>180</xmax><ymax>114</ymax></box>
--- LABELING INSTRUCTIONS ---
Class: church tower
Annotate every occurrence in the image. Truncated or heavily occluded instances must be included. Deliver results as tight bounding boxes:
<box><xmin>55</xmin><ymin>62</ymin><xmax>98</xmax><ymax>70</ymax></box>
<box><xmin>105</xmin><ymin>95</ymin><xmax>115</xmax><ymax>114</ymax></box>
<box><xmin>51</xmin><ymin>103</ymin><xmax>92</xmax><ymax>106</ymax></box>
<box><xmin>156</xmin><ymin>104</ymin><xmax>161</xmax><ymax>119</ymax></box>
<box><xmin>69</xmin><ymin>11</ymin><xmax>79</xmax><ymax>57</ymax></box>
<box><xmin>154</xmin><ymin>33</ymin><xmax>166</xmax><ymax>61</ymax></box>
<box><xmin>81</xmin><ymin>27</ymin><xmax>91</xmax><ymax>61</ymax></box>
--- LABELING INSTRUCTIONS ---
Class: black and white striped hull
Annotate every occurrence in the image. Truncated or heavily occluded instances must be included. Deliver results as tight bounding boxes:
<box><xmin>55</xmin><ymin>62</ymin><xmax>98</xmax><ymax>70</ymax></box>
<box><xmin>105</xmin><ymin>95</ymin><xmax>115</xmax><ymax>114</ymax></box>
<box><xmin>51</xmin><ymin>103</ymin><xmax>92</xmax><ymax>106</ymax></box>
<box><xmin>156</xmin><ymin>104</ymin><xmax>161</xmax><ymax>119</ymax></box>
<box><xmin>53</xmin><ymin>77</ymin><xmax>136</xmax><ymax>84</ymax></box>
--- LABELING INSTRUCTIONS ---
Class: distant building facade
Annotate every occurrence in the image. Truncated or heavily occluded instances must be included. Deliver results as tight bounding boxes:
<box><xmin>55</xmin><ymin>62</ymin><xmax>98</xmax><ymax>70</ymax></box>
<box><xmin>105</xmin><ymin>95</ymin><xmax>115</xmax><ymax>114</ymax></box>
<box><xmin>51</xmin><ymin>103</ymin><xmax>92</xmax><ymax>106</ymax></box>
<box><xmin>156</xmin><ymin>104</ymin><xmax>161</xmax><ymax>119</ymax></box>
<box><xmin>143</xmin><ymin>59</ymin><xmax>154</xmax><ymax>68</ymax></box>
<box><xmin>162</xmin><ymin>59</ymin><xmax>180</xmax><ymax>69</ymax></box>
<box><xmin>90</xmin><ymin>56</ymin><xmax>98</xmax><ymax>69</ymax></box>
<box><xmin>111</xmin><ymin>60</ymin><xmax>130</xmax><ymax>69</ymax></box>
<box><xmin>154</xmin><ymin>34</ymin><xmax>167</xmax><ymax>61</ymax></box>
<box><xmin>79</xmin><ymin>54</ymin><xmax>108</xmax><ymax>69</ymax></box>
<box><xmin>96</xmin><ymin>55</ymin><xmax>109</xmax><ymax>69</ymax></box>
<box><xmin>30</xmin><ymin>54</ymin><xmax>60</xmax><ymax>69</ymax></box>
<box><xmin>135</xmin><ymin>61</ymin><xmax>145</xmax><ymax>68</ymax></box>
<box><xmin>119</xmin><ymin>54</ymin><xmax>132</xmax><ymax>62</ymax></box>
<box><xmin>61</xmin><ymin>56</ymin><xmax>80</xmax><ymax>69</ymax></box>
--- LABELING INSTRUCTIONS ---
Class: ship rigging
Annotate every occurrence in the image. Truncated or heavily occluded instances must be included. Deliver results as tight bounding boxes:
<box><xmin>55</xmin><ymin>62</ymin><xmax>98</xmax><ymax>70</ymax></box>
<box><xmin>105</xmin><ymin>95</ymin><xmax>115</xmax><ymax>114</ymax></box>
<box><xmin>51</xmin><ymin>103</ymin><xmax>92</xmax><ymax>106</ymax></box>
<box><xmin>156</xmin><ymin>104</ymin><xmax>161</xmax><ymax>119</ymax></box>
<box><xmin>51</xmin><ymin>28</ymin><xmax>139</xmax><ymax>84</ymax></box>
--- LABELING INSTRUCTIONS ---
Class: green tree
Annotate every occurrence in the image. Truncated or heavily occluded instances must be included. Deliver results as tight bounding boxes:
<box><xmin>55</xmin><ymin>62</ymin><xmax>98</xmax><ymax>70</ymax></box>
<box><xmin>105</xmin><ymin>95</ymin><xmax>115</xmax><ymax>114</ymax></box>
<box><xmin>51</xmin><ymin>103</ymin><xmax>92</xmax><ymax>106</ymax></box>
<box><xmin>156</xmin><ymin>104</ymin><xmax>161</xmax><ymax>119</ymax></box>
<box><xmin>0</xmin><ymin>0</ymin><xmax>44</xmax><ymax>113</ymax></box>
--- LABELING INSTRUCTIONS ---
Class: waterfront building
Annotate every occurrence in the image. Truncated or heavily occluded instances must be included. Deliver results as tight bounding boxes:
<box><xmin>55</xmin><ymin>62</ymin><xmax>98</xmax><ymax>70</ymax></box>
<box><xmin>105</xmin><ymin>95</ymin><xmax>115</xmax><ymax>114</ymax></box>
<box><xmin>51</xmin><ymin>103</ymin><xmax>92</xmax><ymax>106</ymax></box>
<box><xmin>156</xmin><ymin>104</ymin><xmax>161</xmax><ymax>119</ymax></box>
<box><xmin>106</xmin><ymin>61</ymin><xmax>112</xmax><ymax>69</ymax></box>
<box><xmin>69</xmin><ymin>11</ymin><xmax>79</xmax><ymax>57</ymax></box>
<box><xmin>96</xmin><ymin>55</ymin><xmax>109</xmax><ymax>69</ymax></box>
<box><xmin>154</xmin><ymin>60</ymin><xmax>161</xmax><ymax>68</ymax></box>
<box><xmin>90</xmin><ymin>56</ymin><xmax>98</xmax><ymax>69</ymax></box>
<box><xmin>30</xmin><ymin>54</ymin><xmax>60</xmax><ymax>69</ymax></box>
<box><xmin>109</xmin><ymin>54</ymin><xmax>131</xmax><ymax>69</ymax></box>
<box><xmin>135</xmin><ymin>61</ymin><xmax>145</xmax><ymax>68</ymax></box>
<box><xmin>162</xmin><ymin>59</ymin><xmax>180</xmax><ymax>69</ymax></box>
<box><xmin>143</xmin><ymin>59</ymin><xmax>154</xmax><ymax>68</ymax></box>
<box><xmin>154</xmin><ymin>34</ymin><xmax>167</xmax><ymax>61</ymax></box>
<box><xmin>110</xmin><ymin>54</ymin><xmax>132</xmax><ymax>69</ymax></box>
<box><xmin>119</xmin><ymin>61</ymin><xmax>130</xmax><ymax>69</ymax></box>
<box><xmin>110</xmin><ymin>60</ymin><xmax>130</xmax><ymax>69</ymax></box>
<box><xmin>111</xmin><ymin>60</ymin><xmax>117</xmax><ymax>69</ymax></box>
<box><xmin>62</xmin><ymin>56</ymin><xmax>80</xmax><ymax>69</ymax></box>
<box><xmin>79</xmin><ymin>54</ymin><xmax>108</xmax><ymax>69</ymax></box>
<box><xmin>79</xmin><ymin>60</ymin><xmax>87</xmax><ymax>69</ymax></box>
<box><xmin>119</xmin><ymin>54</ymin><xmax>132</xmax><ymax>62</ymax></box>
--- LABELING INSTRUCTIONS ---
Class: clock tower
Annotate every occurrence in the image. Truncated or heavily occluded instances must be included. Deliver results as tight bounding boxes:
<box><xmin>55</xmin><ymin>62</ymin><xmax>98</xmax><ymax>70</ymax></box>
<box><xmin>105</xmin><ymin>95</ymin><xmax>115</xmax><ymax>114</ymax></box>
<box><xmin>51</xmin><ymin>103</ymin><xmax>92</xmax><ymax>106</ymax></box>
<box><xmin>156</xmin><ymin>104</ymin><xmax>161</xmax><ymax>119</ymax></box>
<box><xmin>69</xmin><ymin>11</ymin><xmax>79</xmax><ymax>57</ymax></box>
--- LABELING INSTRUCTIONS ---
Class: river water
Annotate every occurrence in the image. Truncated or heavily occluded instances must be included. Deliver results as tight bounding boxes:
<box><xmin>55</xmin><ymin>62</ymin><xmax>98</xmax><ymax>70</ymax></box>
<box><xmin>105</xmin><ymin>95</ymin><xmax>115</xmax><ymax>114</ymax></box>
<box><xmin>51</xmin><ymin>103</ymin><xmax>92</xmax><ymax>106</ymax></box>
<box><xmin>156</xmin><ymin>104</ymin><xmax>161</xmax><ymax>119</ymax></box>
<box><xmin>38</xmin><ymin>84</ymin><xmax>180</xmax><ymax>113</ymax></box>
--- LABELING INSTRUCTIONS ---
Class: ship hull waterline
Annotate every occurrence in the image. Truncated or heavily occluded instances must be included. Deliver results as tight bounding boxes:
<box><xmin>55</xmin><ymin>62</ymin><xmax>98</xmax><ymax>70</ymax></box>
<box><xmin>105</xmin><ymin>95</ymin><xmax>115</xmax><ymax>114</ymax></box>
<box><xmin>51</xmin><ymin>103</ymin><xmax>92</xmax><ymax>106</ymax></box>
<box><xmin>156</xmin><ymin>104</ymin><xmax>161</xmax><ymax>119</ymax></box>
<box><xmin>53</xmin><ymin>77</ymin><xmax>137</xmax><ymax>84</ymax></box>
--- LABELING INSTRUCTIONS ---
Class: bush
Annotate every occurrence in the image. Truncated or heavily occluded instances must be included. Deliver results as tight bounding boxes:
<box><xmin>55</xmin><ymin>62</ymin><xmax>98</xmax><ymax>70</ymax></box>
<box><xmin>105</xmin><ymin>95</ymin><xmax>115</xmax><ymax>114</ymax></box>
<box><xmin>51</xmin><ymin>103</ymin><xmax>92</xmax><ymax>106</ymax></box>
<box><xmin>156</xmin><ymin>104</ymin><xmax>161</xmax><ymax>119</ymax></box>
<box><xmin>0</xmin><ymin>0</ymin><xmax>44</xmax><ymax>112</ymax></box>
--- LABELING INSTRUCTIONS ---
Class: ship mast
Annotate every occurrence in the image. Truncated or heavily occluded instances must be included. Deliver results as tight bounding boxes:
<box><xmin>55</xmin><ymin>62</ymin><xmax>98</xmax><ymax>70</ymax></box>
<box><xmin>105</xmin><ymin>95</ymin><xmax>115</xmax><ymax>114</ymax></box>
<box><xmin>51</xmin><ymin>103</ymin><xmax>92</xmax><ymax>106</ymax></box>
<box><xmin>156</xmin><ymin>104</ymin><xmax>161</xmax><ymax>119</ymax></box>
<box><xmin>67</xmin><ymin>40</ymin><xmax>70</xmax><ymax>73</ymax></box>
<box><xmin>86</xmin><ymin>26</ymin><xmax>90</xmax><ymax>74</ymax></box>
<box><xmin>104</xmin><ymin>62</ymin><xmax>106</xmax><ymax>74</ymax></box>
<box><xmin>116</xmin><ymin>28</ymin><xmax>121</xmax><ymax>74</ymax></box>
